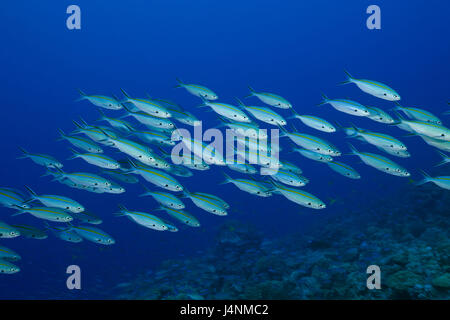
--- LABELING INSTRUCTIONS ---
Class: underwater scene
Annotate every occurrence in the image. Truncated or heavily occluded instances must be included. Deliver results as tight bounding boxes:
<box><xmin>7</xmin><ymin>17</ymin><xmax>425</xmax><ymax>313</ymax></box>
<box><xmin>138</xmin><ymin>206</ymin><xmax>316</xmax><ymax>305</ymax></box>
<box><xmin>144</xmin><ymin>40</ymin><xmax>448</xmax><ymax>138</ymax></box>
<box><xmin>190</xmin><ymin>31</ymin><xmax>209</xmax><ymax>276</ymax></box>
<box><xmin>0</xmin><ymin>1</ymin><xmax>449</xmax><ymax>300</ymax></box>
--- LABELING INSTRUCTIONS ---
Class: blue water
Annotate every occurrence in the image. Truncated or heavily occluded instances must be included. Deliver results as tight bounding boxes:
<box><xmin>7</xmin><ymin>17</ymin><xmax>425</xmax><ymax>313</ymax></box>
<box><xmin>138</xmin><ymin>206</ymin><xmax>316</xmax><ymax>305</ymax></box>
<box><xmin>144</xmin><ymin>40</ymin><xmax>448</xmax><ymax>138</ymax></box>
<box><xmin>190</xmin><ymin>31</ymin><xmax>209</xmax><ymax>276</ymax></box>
<box><xmin>0</xmin><ymin>0</ymin><xmax>449</xmax><ymax>299</ymax></box>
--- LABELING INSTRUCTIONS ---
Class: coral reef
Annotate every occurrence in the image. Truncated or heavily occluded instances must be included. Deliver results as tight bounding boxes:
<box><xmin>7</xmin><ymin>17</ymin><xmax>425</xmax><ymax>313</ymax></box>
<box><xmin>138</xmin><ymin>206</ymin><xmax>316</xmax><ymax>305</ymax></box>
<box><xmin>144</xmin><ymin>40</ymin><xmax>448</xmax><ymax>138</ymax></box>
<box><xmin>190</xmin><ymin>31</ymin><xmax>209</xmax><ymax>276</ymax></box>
<box><xmin>116</xmin><ymin>183</ymin><xmax>450</xmax><ymax>300</ymax></box>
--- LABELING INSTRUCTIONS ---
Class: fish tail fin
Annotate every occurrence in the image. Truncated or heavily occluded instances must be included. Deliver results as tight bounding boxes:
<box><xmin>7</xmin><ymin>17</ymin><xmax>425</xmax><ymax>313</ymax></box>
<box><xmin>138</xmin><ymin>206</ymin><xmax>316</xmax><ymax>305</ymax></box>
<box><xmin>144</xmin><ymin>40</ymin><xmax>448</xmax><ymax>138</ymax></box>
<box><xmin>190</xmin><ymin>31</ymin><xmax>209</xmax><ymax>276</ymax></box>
<box><xmin>220</xmin><ymin>172</ymin><xmax>232</xmax><ymax>185</ymax></box>
<box><xmin>23</xmin><ymin>185</ymin><xmax>38</xmax><ymax>204</ymax></box>
<box><xmin>56</xmin><ymin>129</ymin><xmax>66</xmax><ymax>141</ymax></box>
<box><xmin>276</xmin><ymin>124</ymin><xmax>288</xmax><ymax>137</ymax></box>
<box><xmin>317</xmin><ymin>93</ymin><xmax>329</xmax><ymax>106</ymax></box>
<box><xmin>392</xmin><ymin>110</ymin><xmax>406</xmax><ymax>122</ymax></box>
<box><xmin>245</xmin><ymin>86</ymin><xmax>256</xmax><ymax>98</ymax></box>
<box><xmin>72</xmin><ymin>120</ymin><xmax>83</xmax><ymax>130</ymax></box>
<box><xmin>434</xmin><ymin>160</ymin><xmax>448</xmax><ymax>167</ymax></box>
<box><xmin>79</xmin><ymin>117</ymin><xmax>89</xmax><ymax>127</ymax></box>
<box><xmin>235</xmin><ymin>97</ymin><xmax>246</xmax><ymax>108</ymax></box>
<box><xmin>11</xmin><ymin>209</ymin><xmax>26</xmax><ymax>216</ymax></box>
<box><xmin>120</xmin><ymin>102</ymin><xmax>133</xmax><ymax>114</ymax></box>
<box><xmin>17</xmin><ymin>147</ymin><xmax>29</xmax><ymax>159</ymax></box>
<box><xmin>334</xmin><ymin>121</ymin><xmax>345</xmax><ymax>132</ymax></box>
<box><xmin>67</xmin><ymin>148</ymin><xmax>81</xmax><ymax>160</ymax></box>
<box><xmin>123</xmin><ymin>122</ymin><xmax>135</xmax><ymax>132</ymax></box>
<box><xmin>288</xmin><ymin>108</ymin><xmax>300</xmax><ymax>120</ymax></box>
<box><xmin>96</xmin><ymin>127</ymin><xmax>112</xmax><ymax>138</ymax></box>
<box><xmin>96</xmin><ymin>109</ymin><xmax>107</xmax><ymax>121</ymax></box>
<box><xmin>76</xmin><ymin>89</ymin><xmax>88</xmax><ymax>101</ymax></box>
<box><xmin>346</xmin><ymin>143</ymin><xmax>359</xmax><ymax>156</ymax></box>
<box><xmin>180</xmin><ymin>187</ymin><xmax>191</xmax><ymax>198</ymax></box>
<box><xmin>434</xmin><ymin>151</ymin><xmax>449</xmax><ymax>167</ymax></box>
<box><xmin>174</xmin><ymin>78</ymin><xmax>184</xmax><ymax>88</ymax></box>
<box><xmin>416</xmin><ymin>170</ymin><xmax>432</xmax><ymax>186</ymax></box>
<box><xmin>139</xmin><ymin>184</ymin><xmax>152</xmax><ymax>197</ymax></box>
<box><xmin>120</xmin><ymin>88</ymin><xmax>131</xmax><ymax>100</ymax></box>
<box><xmin>42</xmin><ymin>221</ymin><xmax>51</xmax><ymax>231</ymax></box>
<box><xmin>266</xmin><ymin>178</ymin><xmax>281</xmax><ymax>191</ymax></box>
<box><xmin>339</xmin><ymin>70</ymin><xmax>354</xmax><ymax>85</ymax></box>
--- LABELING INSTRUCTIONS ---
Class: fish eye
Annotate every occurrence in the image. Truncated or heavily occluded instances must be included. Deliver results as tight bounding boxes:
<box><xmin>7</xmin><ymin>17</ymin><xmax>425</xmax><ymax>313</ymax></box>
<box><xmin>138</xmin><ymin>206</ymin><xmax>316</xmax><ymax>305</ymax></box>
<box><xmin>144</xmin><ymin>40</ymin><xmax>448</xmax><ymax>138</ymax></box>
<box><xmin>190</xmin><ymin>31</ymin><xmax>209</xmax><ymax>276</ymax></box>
<box><xmin>307</xmin><ymin>202</ymin><xmax>312</xmax><ymax>206</ymax></box>
<box><xmin>384</xmin><ymin>93</ymin><xmax>387</xmax><ymax>96</ymax></box>
<box><xmin>441</xmin><ymin>134</ymin><xmax>445</xmax><ymax>137</ymax></box>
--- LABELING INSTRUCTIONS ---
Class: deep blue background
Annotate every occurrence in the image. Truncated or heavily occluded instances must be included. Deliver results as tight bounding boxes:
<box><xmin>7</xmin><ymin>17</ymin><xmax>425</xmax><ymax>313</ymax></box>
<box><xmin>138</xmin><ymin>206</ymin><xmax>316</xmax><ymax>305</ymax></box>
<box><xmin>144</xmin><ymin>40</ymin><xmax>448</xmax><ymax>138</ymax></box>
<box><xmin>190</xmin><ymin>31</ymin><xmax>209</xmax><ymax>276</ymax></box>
<box><xmin>0</xmin><ymin>0</ymin><xmax>449</xmax><ymax>298</ymax></box>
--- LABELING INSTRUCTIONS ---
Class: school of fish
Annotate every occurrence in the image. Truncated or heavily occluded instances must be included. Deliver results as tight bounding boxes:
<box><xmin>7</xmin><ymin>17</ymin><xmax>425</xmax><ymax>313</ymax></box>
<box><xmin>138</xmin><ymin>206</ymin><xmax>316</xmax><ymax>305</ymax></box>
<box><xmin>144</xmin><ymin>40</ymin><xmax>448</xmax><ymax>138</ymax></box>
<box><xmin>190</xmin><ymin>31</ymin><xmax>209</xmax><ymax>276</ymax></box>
<box><xmin>1</xmin><ymin>72</ymin><xmax>449</xmax><ymax>274</ymax></box>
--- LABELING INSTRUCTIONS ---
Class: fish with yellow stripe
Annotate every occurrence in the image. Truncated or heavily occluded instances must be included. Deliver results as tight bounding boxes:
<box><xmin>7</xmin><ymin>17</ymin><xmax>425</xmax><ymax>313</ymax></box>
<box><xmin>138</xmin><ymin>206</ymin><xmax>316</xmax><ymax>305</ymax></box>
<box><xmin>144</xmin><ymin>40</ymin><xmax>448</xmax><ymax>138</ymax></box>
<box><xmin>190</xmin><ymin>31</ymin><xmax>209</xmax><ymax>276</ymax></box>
<box><xmin>175</xmin><ymin>78</ymin><xmax>218</xmax><ymax>100</ymax></box>
<box><xmin>236</xmin><ymin>98</ymin><xmax>287</xmax><ymax>126</ymax></box>
<box><xmin>318</xmin><ymin>94</ymin><xmax>370</xmax><ymax>117</ymax></box>
<box><xmin>71</xmin><ymin>211</ymin><xmax>102</xmax><ymax>225</ymax></box>
<box><xmin>221</xmin><ymin>173</ymin><xmax>272</xmax><ymax>197</ymax></box>
<box><xmin>126</xmin><ymin>160</ymin><xmax>183</xmax><ymax>192</ymax></box>
<box><xmin>0</xmin><ymin>259</ymin><xmax>20</xmax><ymax>274</ymax></box>
<box><xmin>10</xmin><ymin>224</ymin><xmax>46</xmax><ymax>239</ymax></box>
<box><xmin>156</xmin><ymin>206</ymin><xmax>200</xmax><ymax>227</ymax></box>
<box><xmin>17</xmin><ymin>147</ymin><xmax>63</xmax><ymax>169</ymax></box>
<box><xmin>97</xmin><ymin>129</ymin><xmax>162</xmax><ymax>167</ymax></box>
<box><xmin>279</xmin><ymin>126</ymin><xmax>341</xmax><ymax>156</ymax></box>
<box><xmin>140</xmin><ymin>184</ymin><xmax>185</xmax><ymax>209</ymax></box>
<box><xmin>344</xmin><ymin>126</ymin><xmax>407</xmax><ymax>151</ymax></box>
<box><xmin>13</xmin><ymin>206</ymin><xmax>73</xmax><ymax>222</ymax></box>
<box><xmin>348</xmin><ymin>144</ymin><xmax>410</xmax><ymax>177</ymax></box>
<box><xmin>44</xmin><ymin>168</ymin><xmax>112</xmax><ymax>188</ymax></box>
<box><xmin>77</xmin><ymin>90</ymin><xmax>123</xmax><ymax>110</ymax></box>
<box><xmin>68</xmin><ymin>148</ymin><xmax>121</xmax><ymax>170</ymax></box>
<box><xmin>199</xmin><ymin>98</ymin><xmax>250</xmax><ymax>123</ymax></box>
<box><xmin>246</xmin><ymin>86</ymin><xmax>292</xmax><ymax>109</ymax></box>
<box><xmin>0</xmin><ymin>221</ymin><xmax>21</xmax><ymax>238</ymax></box>
<box><xmin>261</xmin><ymin>167</ymin><xmax>309</xmax><ymax>187</ymax></box>
<box><xmin>67</xmin><ymin>224</ymin><xmax>115</xmax><ymax>245</ymax></box>
<box><xmin>327</xmin><ymin>161</ymin><xmax>361</xmax><ymax>179</ymax></box>
<box><xmin>395</xmin><ymin>113</ymin><xmax>450</xmax><ymax>142</ymax></box>
<box><xmin>57</xmin><ymin>128</ymin><xmax>103</xmax><ymax>153</ymax></box>
<box><xmin>340</xmin><ymin>71</ymin><xmax>401</xmax><ymax>101</ymax></box>
<box><xmin>114</xmin><ymin>204</ymin><xmax>169</xmax><ymax>231</ymax></box>
<box><xmin>182</xmin><ymin>188</ymin><xmax>228</xmax><ymax>216</ymax></box>
<box><xmin>44</xmin><ymin>223</ymin><xmax>83</xmax><ymax>243</ymax></box>
<box><xmin>151</xmin><ymin>98</ymin><xmax>201</xmax><ymax>127</ymax></box>
<box><xmin>290</xmin><ymin>110</ymin><xmax>336</xmax><ymax>133</ymax></box>
<box><xmin>0</xmin><ymin>187</ymin><xmax>30</xmax><ymax>209</ymax></box>
<box><xmin>392</xmin><ymin>103</ymin><xmax>441</xmax><ymax>124</ymax></box>
<box><xmin>120</xmin><ymin>89</ymin><xmax>171</xmax><ymax>118</ymax></box>
<box><xmin>120</xmin><ymin>103</ymin><xmax>175</xmax><ymax>130</ymax></box>
<box><xmin>24</xmin><ymin>186</ymin><xmax>84</xmax><ymax>213</ymax></box>
<box><xmin>269</xmin><ymin>180</ymin><xmax>326</xmax><ymax>209</ymax></box>
<box><xmin>0</xmin><ymin>245</ymin><xmax>21</xmax><ymax>261</ymax></box>
<box><xmin>416</xmin><ymin>171</ymin><xmax>450</xmax><ymax>190</ymax></box>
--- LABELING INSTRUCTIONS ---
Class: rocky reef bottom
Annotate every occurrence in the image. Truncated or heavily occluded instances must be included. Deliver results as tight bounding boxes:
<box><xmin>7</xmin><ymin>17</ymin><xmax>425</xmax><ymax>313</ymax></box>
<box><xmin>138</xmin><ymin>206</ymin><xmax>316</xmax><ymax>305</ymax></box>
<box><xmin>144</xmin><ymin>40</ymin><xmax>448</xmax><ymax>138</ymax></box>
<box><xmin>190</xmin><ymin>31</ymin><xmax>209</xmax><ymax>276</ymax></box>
<box><xmin>116</xmin><ymin>183</ymin><xmax>449</xmax><ymax>300</ymax></box>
